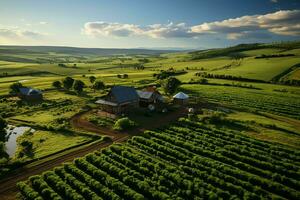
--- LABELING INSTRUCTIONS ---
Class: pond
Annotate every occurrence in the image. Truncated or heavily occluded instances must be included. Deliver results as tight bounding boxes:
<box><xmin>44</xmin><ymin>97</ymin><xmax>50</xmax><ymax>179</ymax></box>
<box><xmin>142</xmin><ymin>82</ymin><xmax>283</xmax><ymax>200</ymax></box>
<box><xmin>4</xmin><ymin>125</ymin><xmax>35</xmax><ymax>157</ymax></box>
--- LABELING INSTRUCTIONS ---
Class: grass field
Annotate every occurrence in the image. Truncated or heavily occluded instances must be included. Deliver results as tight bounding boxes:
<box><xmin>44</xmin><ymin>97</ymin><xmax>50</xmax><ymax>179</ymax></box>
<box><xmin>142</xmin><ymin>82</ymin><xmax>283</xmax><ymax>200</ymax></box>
<box><xmin>14</xmin><ymin>130</ymin><xmax>93</xmax><ymax>160</ymax></box>
<box><xmin>1</xmin><ymin>42</ymin><xmax>300</xmax><ymax>199</ymax></box>
<box><xmin>227</xmin><ymin>111</ymin><xmax>300</xmax><ymax>148</ymax></box>
<box><xmin>212</xmin><ymin>56</ymin><xmax>300</xmax><ymax>81</ymax></box>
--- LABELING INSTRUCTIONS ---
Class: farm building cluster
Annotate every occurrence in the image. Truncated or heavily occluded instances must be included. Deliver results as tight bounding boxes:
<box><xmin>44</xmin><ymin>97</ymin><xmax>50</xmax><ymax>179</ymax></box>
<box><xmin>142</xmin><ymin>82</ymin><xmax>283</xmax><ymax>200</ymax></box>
<box><xmin>15</xmin><ymin>85</ymin><xmax>189</xmax><ymax>114</ymax></box>
<box><xmin>95</xmin><ymin>85</ymin><xmax>189</xmax><ymax>114</ymax></box>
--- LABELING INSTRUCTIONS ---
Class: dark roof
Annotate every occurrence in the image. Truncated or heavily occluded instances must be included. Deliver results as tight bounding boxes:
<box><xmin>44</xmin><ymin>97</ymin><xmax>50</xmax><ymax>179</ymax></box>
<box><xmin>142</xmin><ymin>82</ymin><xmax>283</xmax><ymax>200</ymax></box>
<box><xmin>19</xmin><ymin>87</ymin><xmax>42</xmax><ymax>96</ymax></box>
<box><xmin>110</xmin><ymin>86</ymin><xmax>139</xmax><ymax>103</ymax></box>
<box><xmin>137</xmin><ymin>90</ymin><xmax>153</xmax><ymax>99</ymax></box>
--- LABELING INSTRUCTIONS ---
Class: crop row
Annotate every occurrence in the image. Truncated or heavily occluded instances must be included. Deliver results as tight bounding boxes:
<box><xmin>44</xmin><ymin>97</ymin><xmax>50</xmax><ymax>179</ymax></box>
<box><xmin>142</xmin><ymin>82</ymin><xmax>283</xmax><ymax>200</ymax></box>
<box><xmin>18</xmin><ymin>118</ymin><xmax>300</xmax><ymax>199</ymax></box>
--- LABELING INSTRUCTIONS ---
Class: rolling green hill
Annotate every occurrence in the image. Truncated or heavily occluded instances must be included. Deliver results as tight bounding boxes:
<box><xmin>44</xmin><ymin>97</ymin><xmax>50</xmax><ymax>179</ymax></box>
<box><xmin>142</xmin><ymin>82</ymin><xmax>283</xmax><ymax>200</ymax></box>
<box><xmin>0</xmin><ymin>45</ymin><xmax>177</xmax><ymax>63</ymax></box>
<box><xmin>145</xmin><ymin>41</ymin><xmax>300</xmax><ymax>82</ymax></box>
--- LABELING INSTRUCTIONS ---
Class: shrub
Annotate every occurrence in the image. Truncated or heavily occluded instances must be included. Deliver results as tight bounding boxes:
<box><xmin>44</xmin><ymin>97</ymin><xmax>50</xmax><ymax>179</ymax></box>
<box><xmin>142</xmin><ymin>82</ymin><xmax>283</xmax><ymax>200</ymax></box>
<box><xmin>209</xmin><ymin>112</ymin><xmax>227</xmax><ymax>124</ymax></box>
<box><xmin>73</xmin><ymin>80</ymin><xmax>85</xmax><ymax>94</ymax></box>
<box><xmin>188</xmin><ymin>114</ymin><xmax>198</xmax><ymax>121</ymax></box>
<box><xmin>162</xmin><ymin>77</ymin><xmax>181</xmax><ymax>95</ymax></box>
<box><xmin>52</xmin><ymin>81</ymin><xmax>61</xmax><ymax>89</ymax></box>
<box><xmin>113</xmin><ymin>117</ymin><xmax>137</xmax><ymax>131</ymax></box>
<box><xmin>9</xmin><ymin>82</ymin><xmax>23</xmax><ymax>94</ymax></box>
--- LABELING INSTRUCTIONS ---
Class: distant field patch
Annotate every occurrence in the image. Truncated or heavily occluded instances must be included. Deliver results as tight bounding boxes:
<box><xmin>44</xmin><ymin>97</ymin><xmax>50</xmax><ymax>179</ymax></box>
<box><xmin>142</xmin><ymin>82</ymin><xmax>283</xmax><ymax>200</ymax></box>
<box><xmin>181</xmin><ymin>84</ymin><xmax>300</xmax><ymax>119</ymax></box>
<box><xmin>212</xmin><ymin>57</ymin><xmax>300</xmax><ymax>81</ymax></box>
<box><xmin>285</xmin><ymin>68</ymin><xmax>300</xmax><ymax>80</ymax></box>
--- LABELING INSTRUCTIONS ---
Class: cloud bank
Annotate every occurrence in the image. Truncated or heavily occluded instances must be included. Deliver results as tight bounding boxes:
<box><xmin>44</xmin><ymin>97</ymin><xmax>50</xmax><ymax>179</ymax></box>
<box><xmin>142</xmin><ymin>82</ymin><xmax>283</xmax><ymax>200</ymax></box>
<box><xmin>83</xmin><ymin>21</ymin><xmax>195</xmax><ymax>38</ymax></box>
<box><xmin>83</xmin><ymin>10</ymin><xmax>300</xmax><ymax>40</ymax></box>
<box><xmin>0</xmin><ymin>28</ymin><xmax>45</xmax><ymax>40</ymax></box>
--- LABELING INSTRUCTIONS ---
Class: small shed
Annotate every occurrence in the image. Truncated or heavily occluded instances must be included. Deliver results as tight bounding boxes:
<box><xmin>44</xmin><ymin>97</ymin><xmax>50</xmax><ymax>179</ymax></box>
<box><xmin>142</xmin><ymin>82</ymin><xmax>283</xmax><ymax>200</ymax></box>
<box><xmin>137</xmin><ymin>90</ymin><xmax>163</xmax><ymax>106</ymax></box>
<box><xmin>173</xmin><ymin>92</ymin><xmax>189</xmax><ymax>105</ymax></box>
<box><xmin>18</xmin><ymin>87</ymin><xmax>43</xmax><ymax>101</ymax></box>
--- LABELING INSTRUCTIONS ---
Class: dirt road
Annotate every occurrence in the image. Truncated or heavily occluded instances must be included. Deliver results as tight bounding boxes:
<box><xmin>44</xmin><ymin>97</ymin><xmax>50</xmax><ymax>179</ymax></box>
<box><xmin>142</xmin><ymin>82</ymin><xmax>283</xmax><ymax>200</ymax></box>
<box><xmin>0</xmin><ymin>108</ymin><xmax>187</xmax><ymax>200</ymax></box>
<box><xmin>0</xmin><ymin>111</ymin><xmax>130</xmax><ymax>200</ymax></box>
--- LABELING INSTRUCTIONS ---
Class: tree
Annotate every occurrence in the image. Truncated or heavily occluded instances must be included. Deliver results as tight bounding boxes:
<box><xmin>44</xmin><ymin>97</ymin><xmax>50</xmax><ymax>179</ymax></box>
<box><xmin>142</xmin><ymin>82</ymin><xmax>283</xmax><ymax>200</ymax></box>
<box><xmin>89</xmin><ymin>76</ymin><xmax>96</xmax><ymax>84</ymax></box>
<box><xmin>52</xmin><ymin>81</ymin><xmax>61</xmax><ymax>89</ymax></box>
<box><xmin>162</xmin><ymin>77</ymin><xmax>181</xmax><ymax>95</ymax></box>
<box><xmin>73</xmin><ymin>80</ymin><xmax>85</xmax><ymax>94</ymax></box>
<box><xmin>93</xmin><ymin>81</ymin><xmax>105</xmax><ymax>91</ymax></box>
<box><xmin>63</xmin><ymin>77</ymin><xmax>74</xmax><ymax>90</ymax></box>
<box><xmin>0</xmin><ymin>117</ymin><xmax>7</xmax><ymax>142</ymax></box>
<box><xmin>113</xmin><ymin>117</ymin><xmax>137</xmax><ymax>131</ymax></box>
<box><xmin>199</xmin><ymin>78</ymin><xmax>208</xmax><ymax>84</ymax></box>
<box><xmin>58</xmin><ymin>63</ymin><xmax>66</xmax><ymax>67</ymax></box>
<box><xmin>9</xmin><ymin>82</ymin><xmax>23</xmax><ymax>94</ymax></box>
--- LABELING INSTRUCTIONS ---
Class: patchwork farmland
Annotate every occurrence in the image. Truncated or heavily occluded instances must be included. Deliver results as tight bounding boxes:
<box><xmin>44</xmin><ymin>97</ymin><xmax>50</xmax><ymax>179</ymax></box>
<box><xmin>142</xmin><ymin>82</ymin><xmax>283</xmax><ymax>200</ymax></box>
<box><xmin>0</xmin><ymin>41</ymin><xmax>299</xmax><ymax>200</ymax></box>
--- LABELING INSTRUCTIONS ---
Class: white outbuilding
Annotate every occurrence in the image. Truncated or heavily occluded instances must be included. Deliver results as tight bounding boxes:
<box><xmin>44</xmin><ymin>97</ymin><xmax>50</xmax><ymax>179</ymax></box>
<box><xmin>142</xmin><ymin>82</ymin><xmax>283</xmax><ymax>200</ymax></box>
<box><xmin>173</xmin><ymin>92</ymin><xmax>189</xmax><ymax>105</ymax></box>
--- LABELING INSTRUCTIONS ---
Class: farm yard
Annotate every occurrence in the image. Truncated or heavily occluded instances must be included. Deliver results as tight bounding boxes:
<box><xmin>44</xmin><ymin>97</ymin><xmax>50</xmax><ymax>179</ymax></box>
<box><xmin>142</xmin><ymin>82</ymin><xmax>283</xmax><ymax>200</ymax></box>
<box><xmin>0</xmin><ymin>41</ymin><xmax>299</xmax><ymax>199</ymax></box>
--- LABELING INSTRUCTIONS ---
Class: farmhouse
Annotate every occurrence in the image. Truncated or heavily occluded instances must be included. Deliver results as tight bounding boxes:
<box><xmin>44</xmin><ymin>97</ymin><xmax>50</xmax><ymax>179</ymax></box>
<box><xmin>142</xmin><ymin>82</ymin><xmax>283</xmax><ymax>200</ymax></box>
<box><xmin>173</xmin><ymin>92</ymin><xmax>189</xmax><ymax>105</ymax></box>
<box><xmin>137</xmin><ymin>87</ymin><xmax>164</xmax><ymax>106</ymax></box>
<box><xmin>18</xmin><ymin>87</ymin><xmax>43</xmax><ymax>101</ymax></box>
<box><xmin>96</xmin><ymin>86</ymin><xmax>139</xmax><ymax>114</ymax></box>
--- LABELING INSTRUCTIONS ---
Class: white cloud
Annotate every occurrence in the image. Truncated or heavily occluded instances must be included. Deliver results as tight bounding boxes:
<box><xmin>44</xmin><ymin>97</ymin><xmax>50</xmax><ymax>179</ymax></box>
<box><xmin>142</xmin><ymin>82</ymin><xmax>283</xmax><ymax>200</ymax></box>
<box><xmin>0</xmin><ymin>28</ymin><xmax>45</xmax><ymax>40</ymax></box>
<box><xmin>191</xmin><ymin>10</ymin><xmax>300</xmax><ymax>39</ymax></box>
<box><xmin>83</xmin><ymin>21</ymin><xmax>143</xmax><ymax>37</ymax></box>
<box><xmin>143</xmin><ymin>22</ymin><xmax>196</xmax><ymax>38</ymax></box>
<box><xmin>83</xmin><ymin>21</ymin><xmax>195</xmax><ymax>38</ymax></box>
<box><xmin>39</xmin><ymin>21</ymin><xmax>48</xmax><ymax>25</ymax></box>
<box><xmin>83</xmin><ymin>10</ymin><xmax>300</xmax><ymax>40</ymax></box>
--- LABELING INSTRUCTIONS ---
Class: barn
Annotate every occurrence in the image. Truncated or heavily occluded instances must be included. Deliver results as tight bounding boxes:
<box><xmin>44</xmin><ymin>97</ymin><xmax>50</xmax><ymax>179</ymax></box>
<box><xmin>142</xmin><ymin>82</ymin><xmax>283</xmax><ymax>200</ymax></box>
<box><xmin>96</xmin><ymin>86</ymin><xmax>139</xmax><ymax>114</ymax></box>
<box><xmin>18</xmin><ymin>87</ymin><xmax>43</xmax><ymax>101</ymax></box>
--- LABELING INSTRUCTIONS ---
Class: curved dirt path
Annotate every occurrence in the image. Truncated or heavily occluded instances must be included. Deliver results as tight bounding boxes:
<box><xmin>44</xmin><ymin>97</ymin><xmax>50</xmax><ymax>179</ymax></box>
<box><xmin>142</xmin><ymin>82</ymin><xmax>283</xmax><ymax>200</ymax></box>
<box><xmin>70</xmin><ymin>111</ymin><xmax>126</xmax><ymax>139</ymax></box>
<box><xmin>0</xmin><ymin>111</ymin><xmax>130</xmax><ymax>200</ymax></box>
<box><xmin>0</xmin><ymin>108</ymin><xmax>187</xmax><ymax>200</ymax></box>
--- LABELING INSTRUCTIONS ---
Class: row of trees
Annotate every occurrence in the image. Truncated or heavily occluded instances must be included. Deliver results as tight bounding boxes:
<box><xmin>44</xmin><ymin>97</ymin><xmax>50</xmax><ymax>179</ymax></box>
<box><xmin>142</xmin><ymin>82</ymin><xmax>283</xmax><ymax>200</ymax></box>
<box><xmin>117</xmin><ymin>74</ymin><xmax>129</xmax><ymax>79</ymax></box>
<box><xmin>279</xmin><ymin>79</ymin><xmax>300</xmax><ymax>86</ymax></box>
<box><xmin>195</xmin><ymin>72</ymin><xmax>266</xmax><ymax>83</ymax></box>
<box><xmin>52</xmin><ymin>76</ymin><xmax>105</xmax><ymax>93</ymax></box>
<box><xmin>153</xmin><ymin>69</ymin><xmax>187</xmax><ymax>80</ymax></box>
<box><xmin>0</xmin><ymin>117</ymin><xmax>7</xmax><ymax>142</ymax></box>
<box><xmin>255</xmin><ymin>54</ymin><xmax>295</xmax><ymax>59</ymax></box>
<box><xmin>52</xmin><ymin>77</ymin><xmax>85</xmax><ymax>94</ymax></box>
<box><xmin>195</xmin><ymin>72</ymin><xmax>300</xmax><ymax>87</ymax></box>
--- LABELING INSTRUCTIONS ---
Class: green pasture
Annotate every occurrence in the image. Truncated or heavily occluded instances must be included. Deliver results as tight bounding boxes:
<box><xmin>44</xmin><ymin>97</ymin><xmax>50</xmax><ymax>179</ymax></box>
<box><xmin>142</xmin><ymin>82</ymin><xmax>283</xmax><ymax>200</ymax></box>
<box><xmin>240</xmin><ymin>48</ymin><xmax>281</xmax><ymax>56</ymax></box>
<box><xmin>14</xmin><ymin>130</ymin><xmax>93</xmax><ymax>160</ymax></box>
<box><xmin>201</xmin><ymin>78</ymin><xmax>300</xmax><ymax>94</ymax></box>
<box><xmin>212</xmin><ymin>56</ymin><xmax>300</xmax><ymax>81</ymax></box>
<box><xmin>227</xmin><ymin>111</ymin><xmax>300</xmax><ymax>148</ymax></box>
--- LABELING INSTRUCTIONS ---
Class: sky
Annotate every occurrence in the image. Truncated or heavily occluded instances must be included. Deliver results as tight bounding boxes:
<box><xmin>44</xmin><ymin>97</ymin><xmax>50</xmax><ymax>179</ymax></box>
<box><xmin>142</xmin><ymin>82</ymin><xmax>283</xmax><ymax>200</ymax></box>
<box><xmin>0</xmin><ymin>0</ymin><xmax>300</xmax><ymax>49</ymax></box>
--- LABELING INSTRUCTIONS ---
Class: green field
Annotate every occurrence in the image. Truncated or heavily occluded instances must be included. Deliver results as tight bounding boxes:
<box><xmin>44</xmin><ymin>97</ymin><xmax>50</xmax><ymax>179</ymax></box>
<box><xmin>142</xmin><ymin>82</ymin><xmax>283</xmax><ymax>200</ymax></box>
<box><xmin>0</xmin><ymin>42</ymin><xmax>300</xmax><ymax>199</ymax></box>
<box><xmin>17</xmin><ymin>118</ymin><xmax>300</xmax><ymax>199</ymax></box>
<box><xmin>15</xmin><ymin>130</ymin><xmax>93</xmax><ymax>160</ymax></box>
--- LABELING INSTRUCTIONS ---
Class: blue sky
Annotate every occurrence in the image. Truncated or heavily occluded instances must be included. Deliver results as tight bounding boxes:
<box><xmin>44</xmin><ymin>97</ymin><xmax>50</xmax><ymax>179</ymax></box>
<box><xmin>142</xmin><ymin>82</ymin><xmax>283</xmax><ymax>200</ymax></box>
<box><xmin>0</xmin><ymin>0</ymin><xmax>299</xmax><ymax>49</ymax></box>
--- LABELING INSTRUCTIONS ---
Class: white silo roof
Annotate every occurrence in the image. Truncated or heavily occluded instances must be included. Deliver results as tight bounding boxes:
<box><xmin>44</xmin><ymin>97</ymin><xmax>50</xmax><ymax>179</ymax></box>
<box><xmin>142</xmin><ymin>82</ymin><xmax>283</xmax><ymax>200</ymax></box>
<box><xmin>173</xmin><ymin>92</ymin><xmax>189</xmax><ymax>99</ymax></box>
